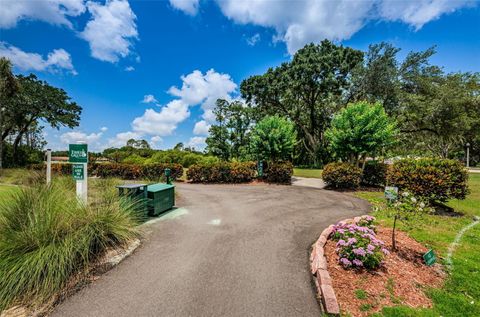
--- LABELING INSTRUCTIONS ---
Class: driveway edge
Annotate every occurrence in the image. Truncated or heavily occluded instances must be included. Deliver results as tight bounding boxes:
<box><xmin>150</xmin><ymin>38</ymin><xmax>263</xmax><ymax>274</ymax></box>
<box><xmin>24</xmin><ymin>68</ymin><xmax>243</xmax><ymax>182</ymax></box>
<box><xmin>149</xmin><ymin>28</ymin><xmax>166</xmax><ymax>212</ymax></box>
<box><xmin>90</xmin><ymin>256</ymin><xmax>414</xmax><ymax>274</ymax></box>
<box><xmin>310</xmin><ymin>215</ymin><xmax>371</xmax><ymax>316</ymax></box>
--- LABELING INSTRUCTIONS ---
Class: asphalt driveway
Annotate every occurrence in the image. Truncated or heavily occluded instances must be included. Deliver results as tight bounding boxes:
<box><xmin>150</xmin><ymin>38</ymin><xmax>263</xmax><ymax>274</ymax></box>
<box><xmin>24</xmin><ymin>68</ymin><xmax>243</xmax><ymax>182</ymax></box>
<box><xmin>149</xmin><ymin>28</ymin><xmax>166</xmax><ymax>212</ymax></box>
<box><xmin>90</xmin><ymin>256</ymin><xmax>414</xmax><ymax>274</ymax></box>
<box><xmin>52</xmin><ymin>183</ymin><xmax>369</xmax><ymax>317</ymax></box>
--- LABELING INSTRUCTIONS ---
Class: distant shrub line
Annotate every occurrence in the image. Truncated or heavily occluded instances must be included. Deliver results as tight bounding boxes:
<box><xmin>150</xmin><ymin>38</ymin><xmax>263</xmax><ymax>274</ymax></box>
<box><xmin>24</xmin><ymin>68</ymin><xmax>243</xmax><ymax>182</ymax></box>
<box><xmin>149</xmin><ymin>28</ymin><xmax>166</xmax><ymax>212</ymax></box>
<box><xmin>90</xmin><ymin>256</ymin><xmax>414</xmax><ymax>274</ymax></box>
<box><xmin>29</xmin><ymin>163</ymin><xmax>184</xmax><ymax>181</ymax></box>
<box><xmin>186</xmin><ymin>161</ymin><xmax>293</xmax><ymax>184</ymax></box>
<box><xmin>322</xmin><ymin>158</ymin><xmax>468</xmax><ymax>204</ymax></box>
<box><xmin>30</xmin><ymin>161</ymin><xmax>294</xmax><ymax>184</ymax></box>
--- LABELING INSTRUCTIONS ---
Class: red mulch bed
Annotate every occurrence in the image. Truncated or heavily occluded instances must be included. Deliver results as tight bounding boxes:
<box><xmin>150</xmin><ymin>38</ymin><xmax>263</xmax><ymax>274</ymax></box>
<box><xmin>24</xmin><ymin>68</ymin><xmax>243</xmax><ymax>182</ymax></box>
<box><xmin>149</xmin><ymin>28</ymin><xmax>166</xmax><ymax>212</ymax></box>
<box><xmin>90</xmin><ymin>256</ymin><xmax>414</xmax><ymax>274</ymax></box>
<box><xmin>324</xmin><ymin>227</ymin><xmax>445</xmax><ymax>316</ymax></box>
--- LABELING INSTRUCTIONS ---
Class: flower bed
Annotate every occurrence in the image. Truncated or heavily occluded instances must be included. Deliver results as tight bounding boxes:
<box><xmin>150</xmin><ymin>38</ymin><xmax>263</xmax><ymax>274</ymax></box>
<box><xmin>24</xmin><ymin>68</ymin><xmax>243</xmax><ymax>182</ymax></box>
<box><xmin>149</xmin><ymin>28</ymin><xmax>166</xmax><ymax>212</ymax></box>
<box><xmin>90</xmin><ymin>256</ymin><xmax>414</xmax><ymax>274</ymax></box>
<box><xmin>331</xmin><ymin>218</ymin><xmax>389</xmax><ymax>270</ymax></box>
<box><xmin>311</xmin><ymin>216</ymin><xmax>444</xmax><ymax>316</ymax></box>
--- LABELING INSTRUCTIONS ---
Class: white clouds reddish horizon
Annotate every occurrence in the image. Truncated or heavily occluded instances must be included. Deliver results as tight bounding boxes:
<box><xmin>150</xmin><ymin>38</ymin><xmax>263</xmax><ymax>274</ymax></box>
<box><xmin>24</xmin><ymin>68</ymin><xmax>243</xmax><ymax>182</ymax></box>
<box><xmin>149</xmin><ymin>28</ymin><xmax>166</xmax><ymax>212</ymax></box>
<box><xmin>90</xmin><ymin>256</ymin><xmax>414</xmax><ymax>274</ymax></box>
<box><xmin>81</xmin><ymin>0</ymin><xmax>138</xmax><ymax>63</ymax></box>
<box><xmin>0</xmin><ymin>42</ymin><xmax>76</xmax><ymax>74</ymax></box>
<box><xmin>0</xmin><ymin>0</ymin><xmax>86</xmax><ymax>29</ymax></box>
<box><xmin>173</xmin><ymin>0</ymin><xmax>474</xmax><ymax>54</ymax></box>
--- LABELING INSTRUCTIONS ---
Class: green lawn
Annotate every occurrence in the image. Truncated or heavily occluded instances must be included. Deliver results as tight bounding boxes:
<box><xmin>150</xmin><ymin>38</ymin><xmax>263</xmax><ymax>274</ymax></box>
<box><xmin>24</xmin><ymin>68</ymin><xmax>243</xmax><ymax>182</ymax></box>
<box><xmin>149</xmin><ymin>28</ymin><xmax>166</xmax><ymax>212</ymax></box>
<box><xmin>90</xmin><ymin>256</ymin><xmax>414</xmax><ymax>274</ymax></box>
<box><xmin>293</xmin><ymin>168</ymin><xmax>322</xmax><ymax>178</ymax></box>
<box><xmin>356</xmin><ymin>173</ymin><xmax>480</xmax><ymax>316</ymax></box>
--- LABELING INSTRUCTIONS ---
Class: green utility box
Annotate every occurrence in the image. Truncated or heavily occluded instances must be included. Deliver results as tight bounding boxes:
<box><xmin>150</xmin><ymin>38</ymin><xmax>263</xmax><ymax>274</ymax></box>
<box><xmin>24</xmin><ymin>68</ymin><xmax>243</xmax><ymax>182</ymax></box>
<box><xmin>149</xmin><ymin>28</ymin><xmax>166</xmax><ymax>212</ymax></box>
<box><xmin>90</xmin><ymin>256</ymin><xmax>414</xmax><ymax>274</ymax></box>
<box><xmin>117</xmin><ymin>184</ymin><xmax>148</xmax><ymax>217</ymax></box>
<box><xmin>147</xmin><ymin>183</ymin><xmax>175</xmax><ymax>216</ymax></box>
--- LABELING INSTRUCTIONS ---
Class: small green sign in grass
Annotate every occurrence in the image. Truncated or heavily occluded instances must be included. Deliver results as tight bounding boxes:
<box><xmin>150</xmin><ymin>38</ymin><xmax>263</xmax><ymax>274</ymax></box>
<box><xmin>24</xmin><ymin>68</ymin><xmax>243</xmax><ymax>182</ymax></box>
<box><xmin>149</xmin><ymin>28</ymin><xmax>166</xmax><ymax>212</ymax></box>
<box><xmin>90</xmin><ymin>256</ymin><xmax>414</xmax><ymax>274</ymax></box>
<box><xmin>423</xmin><ymin>249</ymin><xmax>436</xmax><ymax>266</ymax></box>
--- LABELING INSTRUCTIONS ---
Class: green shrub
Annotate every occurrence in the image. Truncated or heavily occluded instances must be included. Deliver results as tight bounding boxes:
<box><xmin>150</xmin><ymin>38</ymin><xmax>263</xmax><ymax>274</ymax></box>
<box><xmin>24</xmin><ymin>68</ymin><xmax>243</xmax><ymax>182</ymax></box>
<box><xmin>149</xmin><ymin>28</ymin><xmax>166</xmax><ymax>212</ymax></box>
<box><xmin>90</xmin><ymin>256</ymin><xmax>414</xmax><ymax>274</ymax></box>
<box><xmin>322</xmin><ymin>162</ymin><xmax>362</xmax><ymax>189</ymax></box>
<box><xmin>187</xmin><ymin>162</ymin><xmax>257</xmax><ymax>183</ymax></box>
<box><xmin>30</xmin><ymin>163</ymin><xmax>183</xmax><ymax>181</ymax></box>
<box><xmin>0</xmin><ymin>182</ymin><xmax>140</xmax><ymax>310</ymax></box>
<box><xmin>264</xmin><ymin>161</ymin><xmax>293</xmax><ymax>184</ymax></box>
<box><xmin>386</xmin><ymin>158</ymin><xmax>468</xmax><ymax>203</ymax></box>
<box><xmin>362</xmin><ymin>161</ymin><xmax>388</xmax><ymax>187</ymax></box>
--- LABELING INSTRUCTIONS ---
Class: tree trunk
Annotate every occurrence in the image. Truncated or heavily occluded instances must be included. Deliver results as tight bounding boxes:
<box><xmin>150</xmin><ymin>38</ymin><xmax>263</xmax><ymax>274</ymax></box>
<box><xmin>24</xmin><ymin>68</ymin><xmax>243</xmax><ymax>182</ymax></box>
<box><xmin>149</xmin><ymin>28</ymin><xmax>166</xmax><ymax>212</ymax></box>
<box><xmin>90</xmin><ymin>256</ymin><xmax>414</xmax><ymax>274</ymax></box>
<box><xmin>392</xmin><ymin>214</ymin><xmax>398</xmax><ymax>251</ymax></box>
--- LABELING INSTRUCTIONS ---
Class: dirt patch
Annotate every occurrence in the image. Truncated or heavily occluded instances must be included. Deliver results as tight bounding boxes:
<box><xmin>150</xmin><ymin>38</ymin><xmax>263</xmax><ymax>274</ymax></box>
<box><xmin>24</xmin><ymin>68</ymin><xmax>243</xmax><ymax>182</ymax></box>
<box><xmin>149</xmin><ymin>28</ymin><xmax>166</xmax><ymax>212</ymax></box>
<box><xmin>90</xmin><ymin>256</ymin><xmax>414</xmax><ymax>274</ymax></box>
<box><xmin>325</xmin><ymin>227</ymin><xmax>444</xmax><ymax>316</ymax></box>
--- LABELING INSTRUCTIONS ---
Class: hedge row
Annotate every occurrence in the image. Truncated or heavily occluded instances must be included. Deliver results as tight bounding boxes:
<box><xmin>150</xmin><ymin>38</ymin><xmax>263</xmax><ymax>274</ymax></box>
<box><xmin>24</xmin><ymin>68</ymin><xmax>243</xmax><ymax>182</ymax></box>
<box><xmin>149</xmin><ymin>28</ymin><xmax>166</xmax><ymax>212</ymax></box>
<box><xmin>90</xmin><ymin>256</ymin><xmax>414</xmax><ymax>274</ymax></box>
<box><xmin>186</xmin><ymin>161</ymin><xmax>293</xmax><ymax>184</ymax></box>
<box><xmin>322</xmin><ymin>158</ymin><xmax>468</xmax><ymax>203</ymax></box>
<box><xmin>187</xmin><ymin>162</ymin><xmax>256</xmax><ymax>183</ymax></box>
<box><xmin>387</xmin><ymin>158</ymin><xmax>468</xmax><ymax>203</ymax></box>
<box><xmin>263</xmin><ymin>161</ymin><xmax>294</xmax><ymax>184</ymax></box>
<box><xmin>322</xmin><ymin>162</ymin><xmax>362</xmax><ymax>189</ymax></box>
<box><xmin>29</xmin><ymin>163</ymin><xmax>183</xmax><ymax>180</ymax></box>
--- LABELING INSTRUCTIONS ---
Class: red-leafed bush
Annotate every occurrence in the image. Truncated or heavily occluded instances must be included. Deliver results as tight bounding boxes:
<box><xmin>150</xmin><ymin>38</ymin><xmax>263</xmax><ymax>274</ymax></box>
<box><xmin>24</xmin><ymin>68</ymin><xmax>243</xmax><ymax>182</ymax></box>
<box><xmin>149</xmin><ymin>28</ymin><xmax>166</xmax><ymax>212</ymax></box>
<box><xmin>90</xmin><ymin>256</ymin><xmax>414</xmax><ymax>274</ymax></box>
<box><xmin>30</xmin><ymin>163</ymin><xmax>183</xmax><ymax>181</ymax></box>
<box><xmin>387</xmin><ymin>158</ymin><xmax>468</xmax><ymax>203</ymax></box>
<box><xmin>323</xmin><ymin>162</ymin><xmax>362</xmax><ymax>189</ymax></box>
<box><xmin>187</xmin><ymin>162</ymin><xmax>256</xmax><ymax>183</ymax></box>
<box><xmin>263</xmin><ymin>161</ymin><xmax>293</xmax><ymax>184</ymax></box>
<box><xmin>362</xmin><ymin>161</ymin><xmax>388</xmax><ymax>187</ymax></box>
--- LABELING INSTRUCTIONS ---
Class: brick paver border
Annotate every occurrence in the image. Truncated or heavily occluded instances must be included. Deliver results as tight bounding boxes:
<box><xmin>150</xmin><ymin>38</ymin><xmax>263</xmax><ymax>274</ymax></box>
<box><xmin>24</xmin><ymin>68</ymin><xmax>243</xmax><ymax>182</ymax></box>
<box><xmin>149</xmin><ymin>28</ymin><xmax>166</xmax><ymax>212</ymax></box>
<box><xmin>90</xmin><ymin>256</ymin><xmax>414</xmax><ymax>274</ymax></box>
<box><xmin>310</xmin><ymin>215</ymin><xmax>373</xmax><ymax>315</ymax></box>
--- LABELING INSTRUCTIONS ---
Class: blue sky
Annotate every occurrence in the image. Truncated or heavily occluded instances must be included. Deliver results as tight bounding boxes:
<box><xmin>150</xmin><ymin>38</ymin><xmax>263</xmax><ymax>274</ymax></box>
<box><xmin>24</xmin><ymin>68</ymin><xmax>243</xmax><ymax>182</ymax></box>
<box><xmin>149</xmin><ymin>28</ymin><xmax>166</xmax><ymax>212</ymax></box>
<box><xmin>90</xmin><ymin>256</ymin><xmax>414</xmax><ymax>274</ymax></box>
<box><xmin>1</xmin><ymin>0</ymin><xmax>479</xmax><ymax>152</ymax></box>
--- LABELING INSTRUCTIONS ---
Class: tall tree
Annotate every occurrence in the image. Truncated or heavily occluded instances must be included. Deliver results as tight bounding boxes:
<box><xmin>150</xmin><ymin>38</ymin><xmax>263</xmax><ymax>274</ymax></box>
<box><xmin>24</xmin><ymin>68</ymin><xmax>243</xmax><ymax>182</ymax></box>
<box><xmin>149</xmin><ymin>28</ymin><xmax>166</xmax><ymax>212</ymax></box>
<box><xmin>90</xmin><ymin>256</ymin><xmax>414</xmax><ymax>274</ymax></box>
<box><xmin>205</xmin><ymin>99</ymin><xmax>255</xmax><ymax>161</ymax></box>
<box><xmin>0</xmin><ymin>58</ymin><xmax>19</xmax><ymax>169</ymax></box>
<box><xmin>241</xmin><ymin>40</ymin><xmax>363</xmax><ymax>165</ymax></box>
<box><xmin>3</xmin><ymin>74</ymin><xmax>81</xmax><ymax>160</ymax></box>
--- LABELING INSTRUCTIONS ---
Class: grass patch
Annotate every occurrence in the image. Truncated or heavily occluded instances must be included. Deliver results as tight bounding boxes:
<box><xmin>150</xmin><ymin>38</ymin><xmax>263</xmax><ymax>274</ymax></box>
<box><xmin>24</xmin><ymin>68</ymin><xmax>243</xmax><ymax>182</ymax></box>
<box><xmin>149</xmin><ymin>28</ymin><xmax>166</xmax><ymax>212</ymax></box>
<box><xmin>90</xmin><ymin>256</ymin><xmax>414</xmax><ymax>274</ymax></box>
<box><xmin>355</xmin><ymin>173</ymin><xmax>480</xmax><ymax>316</ymax></box>
<box><xmin>0</xmin><ymin>185</ymin><xmax>19</xmax><ymax>202</ymax></box>
<box><xmin>0</xmin><ymin>179</ymin><xmax>141</xmax><ymax>311</ymax></box>
<box><xmin>293</xmin><ymin>168</ymin><xmax>322</xmax><ymax>178</ymax></box>
<box><xmin>355</xmin><ymin>289</ymin><xmax>368</xmax><ymax>300</ymax></box>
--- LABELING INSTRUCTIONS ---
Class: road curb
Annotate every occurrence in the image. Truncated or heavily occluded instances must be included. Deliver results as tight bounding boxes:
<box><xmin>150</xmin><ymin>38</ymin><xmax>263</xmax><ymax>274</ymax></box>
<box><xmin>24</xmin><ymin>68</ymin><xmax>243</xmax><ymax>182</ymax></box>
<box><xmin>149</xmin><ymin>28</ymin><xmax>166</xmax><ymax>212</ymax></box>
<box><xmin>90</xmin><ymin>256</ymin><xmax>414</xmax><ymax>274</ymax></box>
<box><xmin>310</xmin><ymin>215</ymin><xmax>372</xmax><ymax>316</ymax></box>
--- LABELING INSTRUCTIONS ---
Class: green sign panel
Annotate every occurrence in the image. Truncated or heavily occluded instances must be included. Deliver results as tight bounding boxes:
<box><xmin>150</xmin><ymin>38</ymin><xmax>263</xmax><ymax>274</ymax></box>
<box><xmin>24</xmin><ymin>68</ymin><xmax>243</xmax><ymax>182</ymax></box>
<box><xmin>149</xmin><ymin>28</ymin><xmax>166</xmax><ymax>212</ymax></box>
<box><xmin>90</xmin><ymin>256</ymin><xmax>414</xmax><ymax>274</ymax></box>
<box><xmin>69</xmin><ymin>144</ymin><xmax>88</xmax><ymax>163</ymax></box>
<box><xmin>72</xmin><ymin>164</ymin><xmax>84</xmax><ymax>180</ymax></box>
<box><xmin>423</xmin><ymin>249</ymin><xmax>436</xmax><ymax>266</ymax></box>
<box><xmin>385</xmin><ymin>186</ymin><xmax>398</xmax><ymax>201</ymax></box>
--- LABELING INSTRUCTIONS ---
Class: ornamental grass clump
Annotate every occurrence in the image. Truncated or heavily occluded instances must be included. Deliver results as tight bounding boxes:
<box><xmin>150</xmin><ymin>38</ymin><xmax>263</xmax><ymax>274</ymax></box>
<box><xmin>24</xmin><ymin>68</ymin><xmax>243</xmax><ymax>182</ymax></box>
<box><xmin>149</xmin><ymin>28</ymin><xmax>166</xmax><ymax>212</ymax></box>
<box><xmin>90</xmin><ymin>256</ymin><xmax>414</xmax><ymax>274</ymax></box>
<box><xmin>0</xmin><ymin>181</ymin><xmax>141</xmax><ymax>311</ymax></box>
<box><xmin>331</xmin><ymin>218</ymin><xmax>388</xmax><ymax>270</ymax></box>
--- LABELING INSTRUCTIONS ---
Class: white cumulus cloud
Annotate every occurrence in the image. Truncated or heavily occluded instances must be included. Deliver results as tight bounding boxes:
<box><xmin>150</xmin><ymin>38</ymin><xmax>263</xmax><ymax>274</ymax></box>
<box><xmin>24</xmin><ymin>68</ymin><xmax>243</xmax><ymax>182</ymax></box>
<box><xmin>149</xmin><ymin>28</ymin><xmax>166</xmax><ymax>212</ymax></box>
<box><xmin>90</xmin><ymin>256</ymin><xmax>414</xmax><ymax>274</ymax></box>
<box><xmin>186</xmin><ymin>136</ymin><xmax>206</xmax><ymax>150</ymax></box>
<box><xmin>132</xmin><ymin>100</ymin><xmax>190</xmax><ymax>136</ymax></box>
<box><xmin>0</xmin><ymin>0</ymin><xmax>86</xmax><ymax>29</ymax></box>
<box><xmin>0</xmin><ymin>42</ymin><xmax>76</xmax><ymax>74</ymax></box>
<box><xmin>132</xmin><ymin>69</ymin><xmax>237</xmax><ymax>138</ymax></box>
<box><xmin>80</xmin><ymin>0</ymin><xmax>138</xmax><ymax>63</ymax></box>
<box><xmin>246</xmin><ymin>33</ymin><xmax>261</xmax><ymax>46</ymax></box>
<box><xmin>107</xmin><ymin>131</ymin><xmax>142</xmax><ymax>148</ymax></box>
<box><xmin>193</xmin><ymin>120</ymin><xmax>211</xmax><ymax>135</ymax></box>
<box><xmin>169</xmin><ymin>0</ymin><xmax>200</xmax><ymax>15</ymax></box>
<box><xmin>142</xmin><ymin>94</ymin><xmax>158</xmax><ymax>103</ymax></box>
<box><xmin>173</xmin><ymin>0</ymin><xmax>474</xmax><ymax>55</ymax></box>
<box><xmin>60</xmin><ymin>129</ymin><xmax>106</xmax><ymax>151</ymax></box>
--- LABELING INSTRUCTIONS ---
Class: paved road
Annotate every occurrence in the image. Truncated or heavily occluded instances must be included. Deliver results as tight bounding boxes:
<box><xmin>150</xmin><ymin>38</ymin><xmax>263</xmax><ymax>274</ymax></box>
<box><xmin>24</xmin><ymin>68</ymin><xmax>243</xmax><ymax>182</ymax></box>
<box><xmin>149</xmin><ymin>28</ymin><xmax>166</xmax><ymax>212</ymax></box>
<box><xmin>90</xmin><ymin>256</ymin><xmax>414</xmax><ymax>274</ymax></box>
<box><xmin>52</xmin><ymin>183</ymin><xmax>369</xmax><ymax>317</ymax></box>
<box><xmin>291</xmin><ymin>176</ymin><xmax>326</xmax><ymax>189</ymax></box>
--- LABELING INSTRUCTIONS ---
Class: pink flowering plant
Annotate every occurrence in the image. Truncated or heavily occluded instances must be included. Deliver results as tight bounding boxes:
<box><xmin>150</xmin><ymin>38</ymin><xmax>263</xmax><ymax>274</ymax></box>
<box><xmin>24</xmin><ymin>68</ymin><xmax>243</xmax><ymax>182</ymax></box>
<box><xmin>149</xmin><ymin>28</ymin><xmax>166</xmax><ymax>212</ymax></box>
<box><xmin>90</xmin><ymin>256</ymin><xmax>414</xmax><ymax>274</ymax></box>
<box><xmin>331</xmin><ymin>218</ymin><xmax>388</xmax><ymax>270</ymax></box>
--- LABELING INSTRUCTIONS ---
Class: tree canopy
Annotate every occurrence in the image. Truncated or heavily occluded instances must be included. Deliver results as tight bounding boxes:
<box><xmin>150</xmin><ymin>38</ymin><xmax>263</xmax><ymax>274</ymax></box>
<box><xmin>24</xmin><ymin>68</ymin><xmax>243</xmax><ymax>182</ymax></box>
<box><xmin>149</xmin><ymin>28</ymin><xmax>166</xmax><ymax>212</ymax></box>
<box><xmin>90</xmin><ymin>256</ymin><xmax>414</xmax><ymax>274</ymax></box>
<box><xmin>250</xmin><ymin>115</ymin><xmax>297</xmax><ymax>162</ymax></box>
<box><xmin>325</xmin><ymin>101</ymin><xmax>397</xmax><ymax>165</ymax></box>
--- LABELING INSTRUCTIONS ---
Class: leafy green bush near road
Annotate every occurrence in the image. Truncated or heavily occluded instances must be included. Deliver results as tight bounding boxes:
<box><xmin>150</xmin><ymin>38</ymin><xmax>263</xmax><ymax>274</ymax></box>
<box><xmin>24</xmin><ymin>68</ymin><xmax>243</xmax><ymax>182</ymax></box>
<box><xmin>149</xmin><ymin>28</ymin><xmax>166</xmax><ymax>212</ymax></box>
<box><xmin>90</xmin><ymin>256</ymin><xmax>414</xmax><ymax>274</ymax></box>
<box><xmin>187</xmin><ymin>161</ymin><xmax>257</xmax><ymax>183</ymax></box>
<box><xmin>322</xmin><ymin>162</ymin><xmax>362</xmax><ymax>189</ymax></box>
<box><xmin>29</xmin><ymin>163</ymin><xmax>184</xmax><ymax>181</ymax></box>
<box><xmin>263</xmin><ymin>161</ymin><xmax>293</xmax><ymax>184</ymax></box>
<box><xmin>187</xmin><ymin>161</ymin><xmax>294</xmax><ymax>184</ymax></box>
<box><xmin>387</xmin><ymin>158</ymin><xmax>469</xmax><ymax>203</ymax></box>
<box><xmin>0</xmin><ymin>181</ymin><xmax>140</xmax><ymax>311</ymax></box>
<box><xmin>362</xmin><ymin>161</ymin><xmax>388</xmax><ymax>187</ymax></box>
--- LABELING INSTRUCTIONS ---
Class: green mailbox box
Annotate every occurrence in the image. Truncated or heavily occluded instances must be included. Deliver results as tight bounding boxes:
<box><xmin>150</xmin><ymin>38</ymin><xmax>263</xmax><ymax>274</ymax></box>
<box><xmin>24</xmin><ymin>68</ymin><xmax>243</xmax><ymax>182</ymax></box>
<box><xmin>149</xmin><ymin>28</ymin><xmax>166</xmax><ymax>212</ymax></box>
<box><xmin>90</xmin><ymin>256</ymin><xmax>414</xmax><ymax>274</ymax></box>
<box><xmin>116</xmin><ymin>184</ymin><xmax>148</xmax><ymax>217</ymax></box>
<box><xmin>147</xmin><ymin>183</ymin><xmax>175</xmax><ymax>216</ymax></box>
